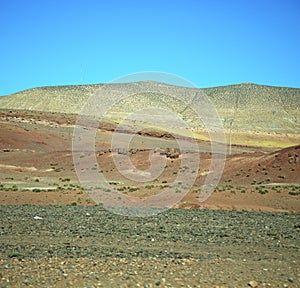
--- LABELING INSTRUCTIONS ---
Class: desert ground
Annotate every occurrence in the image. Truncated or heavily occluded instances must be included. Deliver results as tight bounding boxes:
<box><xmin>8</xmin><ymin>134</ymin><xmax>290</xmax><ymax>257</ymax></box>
<box><xmin>0</xmin><ymin>109</ymin><xmax>299</xmax><ymax>212</ymax></box>
<box><xmin>0</xmin><ymin>108</ymin><xmax>299</xmax><ymax>287</ymax></box>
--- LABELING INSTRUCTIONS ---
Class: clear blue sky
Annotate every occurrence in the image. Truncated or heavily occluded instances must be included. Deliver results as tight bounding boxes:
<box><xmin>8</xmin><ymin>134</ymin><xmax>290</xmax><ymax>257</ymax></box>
<box><xmin>1</xmin><ymin>0</ymin><xmax>300</xmax><ymax>95</ymax></box>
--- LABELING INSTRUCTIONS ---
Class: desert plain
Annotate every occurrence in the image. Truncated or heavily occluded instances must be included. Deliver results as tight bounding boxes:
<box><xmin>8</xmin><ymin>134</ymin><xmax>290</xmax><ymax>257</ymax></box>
<box><xmin>0</xmin><ymin>82</ymin><xmax>299</xmax><ymax>287</ymax></box>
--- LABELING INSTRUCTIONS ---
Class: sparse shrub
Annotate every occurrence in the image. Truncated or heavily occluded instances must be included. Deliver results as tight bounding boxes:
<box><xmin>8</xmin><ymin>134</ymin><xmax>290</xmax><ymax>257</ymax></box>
<box><xmin>159</xmin><ymin>184</ymin><xmax>169</xmax><ymax>189</ymax></box>
<box><xmin>109</xmin><ymin>181</ymin><xmax>119</xmax><ymax>185</ymax></box>
<box><xmin>128</xmin><ymin>186</ymin><xmax>139</xmax><ymax>192</ymax></box>
<box><xmin>258</xmin><ymin>189</ymin><xmax>268</xmax><ymax>195</ymax></box>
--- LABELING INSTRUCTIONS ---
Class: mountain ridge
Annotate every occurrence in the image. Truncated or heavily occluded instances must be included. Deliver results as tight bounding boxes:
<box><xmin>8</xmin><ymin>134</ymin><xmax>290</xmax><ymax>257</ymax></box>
<box><xmin>1</xmin><ymin>82</ymin><xmax>299</xmax><ymax>134</ymax></box>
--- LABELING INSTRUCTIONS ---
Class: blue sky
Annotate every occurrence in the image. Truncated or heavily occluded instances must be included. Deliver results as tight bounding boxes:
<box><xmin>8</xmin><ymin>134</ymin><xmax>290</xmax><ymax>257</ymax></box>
<box><xmin>1</xmin><ymin>0</ymin><xmax>300</xmax><ymax>95</ymax></box>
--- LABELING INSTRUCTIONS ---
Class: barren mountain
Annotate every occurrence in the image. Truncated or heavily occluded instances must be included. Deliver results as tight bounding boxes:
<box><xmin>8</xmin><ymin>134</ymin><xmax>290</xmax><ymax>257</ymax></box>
<box><xmin>1</xmin><ymin>81</ymin><xmax>299</xmax><ymax>134</ymax></box>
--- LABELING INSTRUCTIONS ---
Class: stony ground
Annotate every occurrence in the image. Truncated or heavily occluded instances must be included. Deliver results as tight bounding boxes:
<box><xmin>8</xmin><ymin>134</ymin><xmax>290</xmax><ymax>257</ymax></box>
<box><xmin>0</xmin><ymin>205</ymin><xmax>299</xmax><ymax>287</ymax></box>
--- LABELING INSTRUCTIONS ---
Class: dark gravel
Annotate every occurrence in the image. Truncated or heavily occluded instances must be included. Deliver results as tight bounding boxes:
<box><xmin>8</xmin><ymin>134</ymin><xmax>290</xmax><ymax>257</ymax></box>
<box><xmin>0</xmin><ymin>205</ymin><xmax>299</xmax><ymax>287</ymax></box>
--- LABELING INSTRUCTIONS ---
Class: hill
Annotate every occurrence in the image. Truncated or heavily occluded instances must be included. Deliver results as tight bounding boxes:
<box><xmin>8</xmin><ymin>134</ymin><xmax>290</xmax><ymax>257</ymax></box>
<box><xmin>0</xmin><ymin>82</ymin><xmax>299</xmax><ymax>134</ymax></box>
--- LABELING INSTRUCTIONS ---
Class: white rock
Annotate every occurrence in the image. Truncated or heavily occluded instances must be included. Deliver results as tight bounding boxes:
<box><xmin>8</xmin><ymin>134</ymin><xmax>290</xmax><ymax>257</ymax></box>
<box><xmin>248</xmin><ymin>280</ymin><xmax>258</xmax><ymax>288</ymax></box>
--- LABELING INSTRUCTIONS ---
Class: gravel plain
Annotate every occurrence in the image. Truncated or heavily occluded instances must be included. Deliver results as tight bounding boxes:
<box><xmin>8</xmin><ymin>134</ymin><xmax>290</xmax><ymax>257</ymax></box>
<box><xmin>0</xmin><ymin>205</ymin><xmax>299</xmax><ymax>288</ymax></box>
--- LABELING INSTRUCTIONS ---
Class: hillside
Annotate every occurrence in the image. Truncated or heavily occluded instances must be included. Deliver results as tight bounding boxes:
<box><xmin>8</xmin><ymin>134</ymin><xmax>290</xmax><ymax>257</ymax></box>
<box><xmin>0</xmin><ymin>82</ymin><xmax>299</xmax><ymax>134</ymax></box>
